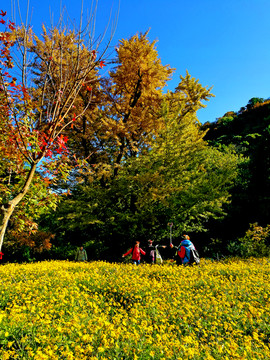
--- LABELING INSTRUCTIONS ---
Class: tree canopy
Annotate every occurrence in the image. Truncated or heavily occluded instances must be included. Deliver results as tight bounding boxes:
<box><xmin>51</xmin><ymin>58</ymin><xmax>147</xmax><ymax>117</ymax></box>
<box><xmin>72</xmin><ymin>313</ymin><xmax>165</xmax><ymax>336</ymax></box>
<box><xmin>0</xmin><ymin>6</ymin><xmax>115</xmax><ymax>252</ymax></box>
<box><xmin>202</xmin><ymin>97</ymin><xmax>270</xmax><ymax>253</ymax></box>
<box><xmin>0</xmin><ymin>8</ymin><xmax>245</xmax><ymax>262</ymax></box>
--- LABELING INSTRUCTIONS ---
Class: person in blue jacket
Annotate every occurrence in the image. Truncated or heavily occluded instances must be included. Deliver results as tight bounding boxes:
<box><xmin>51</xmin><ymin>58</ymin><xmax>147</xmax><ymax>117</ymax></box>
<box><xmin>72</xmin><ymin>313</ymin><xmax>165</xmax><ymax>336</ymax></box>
<box><xmin>171</xmin><ymin>235</ymin><xmax>199</xmax><ymax>265</ymax></box>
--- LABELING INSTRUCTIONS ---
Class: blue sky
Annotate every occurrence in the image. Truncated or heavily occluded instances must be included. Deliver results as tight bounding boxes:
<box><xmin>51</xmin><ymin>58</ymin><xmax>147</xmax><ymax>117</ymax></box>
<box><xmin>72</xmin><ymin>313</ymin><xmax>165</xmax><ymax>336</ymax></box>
<box><xmin>2</xmin><ymin>0</ymin><xmax>270</xmax><ymax>123</ymax></box>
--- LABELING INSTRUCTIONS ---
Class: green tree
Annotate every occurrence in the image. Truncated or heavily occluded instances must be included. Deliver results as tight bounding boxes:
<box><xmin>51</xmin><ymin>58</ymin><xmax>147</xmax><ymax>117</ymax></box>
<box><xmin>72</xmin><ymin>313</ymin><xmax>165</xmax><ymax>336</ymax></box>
<box><xmin>46</xmin><ymin>72</ymin><xmax>239</xmax><ymax>259</ymax></box>
<box><xmin>114</xmin><ymin>91</ymin><xmax>239</xmax><ymax>239</ymax></box>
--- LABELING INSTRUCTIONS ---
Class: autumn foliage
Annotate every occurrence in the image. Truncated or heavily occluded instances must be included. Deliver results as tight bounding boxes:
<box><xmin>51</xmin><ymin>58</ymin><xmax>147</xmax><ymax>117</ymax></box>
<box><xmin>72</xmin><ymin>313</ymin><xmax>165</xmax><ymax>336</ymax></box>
<box><xmin>0</xmin><ymin>6</ymin><xmax>241</xmax><ymax>260</ymax></box>
<box><xmin>0</xmin><ymin>8</ymin><xmax>111</xmax><ymax>251</ymax></box>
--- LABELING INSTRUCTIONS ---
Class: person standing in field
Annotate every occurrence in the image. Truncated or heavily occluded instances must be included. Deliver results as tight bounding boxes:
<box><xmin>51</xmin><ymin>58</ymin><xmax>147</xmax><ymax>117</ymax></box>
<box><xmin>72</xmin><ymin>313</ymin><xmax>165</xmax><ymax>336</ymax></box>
<box><xmin>122</xmin><ymin>241</ymin><xmax>146</xmax><ymax>265</ymax></box>
<box><xmin>170</xmin><ymin>235</ymin><xmax>200</xmax><ymax>265</ymax></box>
<box><xmin>75</xmin><ymin>246</ymin><xmax>88</xmax><ymax>262</ymax></box>
<box><xmin>145</xmin><ymin>239</ymin><xmax>166</xmax><ymax>264</ymax></box>
<box><xmin>145</xmin><ymin>239</ymin><xmax>155</xmax><ymax>264</ymax></box>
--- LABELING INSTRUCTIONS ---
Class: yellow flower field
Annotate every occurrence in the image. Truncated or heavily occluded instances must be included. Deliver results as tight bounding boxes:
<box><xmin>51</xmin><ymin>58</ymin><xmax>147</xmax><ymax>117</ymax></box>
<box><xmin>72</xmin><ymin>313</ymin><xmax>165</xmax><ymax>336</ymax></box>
<box><xmin>0</xmin><ymin>258</ymin><xmax>270</xmax><ymax>359</ymax></box>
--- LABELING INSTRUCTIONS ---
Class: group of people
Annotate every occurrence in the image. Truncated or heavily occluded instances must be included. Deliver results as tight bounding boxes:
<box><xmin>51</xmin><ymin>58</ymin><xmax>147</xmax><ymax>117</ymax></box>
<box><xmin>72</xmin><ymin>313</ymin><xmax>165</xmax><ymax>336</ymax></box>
<box><xmin>122</xmin><ymin>235</ymin><xmax>199</xmax><ymax>265</ymax></box>
<box><xmin>75</xmin><ymin>235</ymin><xmax>199</xmax><ymax>265</ymax></box>
<box><xmin>122</xmin><ymin>239</ymin><xmax>165</xmax><ymax>265</ymax></box>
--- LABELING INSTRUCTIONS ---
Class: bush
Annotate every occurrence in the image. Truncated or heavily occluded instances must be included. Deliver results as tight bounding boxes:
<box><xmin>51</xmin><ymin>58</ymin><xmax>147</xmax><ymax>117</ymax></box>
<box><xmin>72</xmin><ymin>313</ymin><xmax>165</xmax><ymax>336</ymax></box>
<box><xmin>237</xmin><ymin>222</ymin><xmax>270</xmax><ymax>257</ymax></box>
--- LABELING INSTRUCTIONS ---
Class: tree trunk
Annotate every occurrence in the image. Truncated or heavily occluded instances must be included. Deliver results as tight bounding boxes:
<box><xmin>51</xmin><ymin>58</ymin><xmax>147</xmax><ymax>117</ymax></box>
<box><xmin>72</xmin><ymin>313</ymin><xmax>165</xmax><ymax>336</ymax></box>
<box><xmin>0</xmin><ymin>163</ymin><xmax>37</xmax><ymax>252</ymax></box>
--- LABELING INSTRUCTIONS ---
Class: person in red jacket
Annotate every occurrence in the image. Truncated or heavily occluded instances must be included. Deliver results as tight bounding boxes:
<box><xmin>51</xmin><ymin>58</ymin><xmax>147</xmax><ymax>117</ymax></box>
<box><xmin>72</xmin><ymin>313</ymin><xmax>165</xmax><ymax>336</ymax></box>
<box><xmin>122</xmin><ymin>241</ymin><xmax>146</xmax><ymax>265</ymax></box>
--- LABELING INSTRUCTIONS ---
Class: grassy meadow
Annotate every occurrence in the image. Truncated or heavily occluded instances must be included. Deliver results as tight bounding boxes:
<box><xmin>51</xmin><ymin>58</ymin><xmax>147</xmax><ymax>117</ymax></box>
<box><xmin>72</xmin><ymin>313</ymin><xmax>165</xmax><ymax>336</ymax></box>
<box><xmin>0</xmin><ymin>258</ymin><xmax>270</xmax><ymax>359</ymax></box>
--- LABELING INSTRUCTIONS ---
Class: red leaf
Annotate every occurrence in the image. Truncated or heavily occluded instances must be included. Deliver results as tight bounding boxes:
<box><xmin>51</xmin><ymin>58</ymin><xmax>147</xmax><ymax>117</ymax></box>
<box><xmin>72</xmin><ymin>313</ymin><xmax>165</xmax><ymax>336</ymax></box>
<box><xmin>0</xmin><ymin>19</ymin><xmax>5</xmax><ymax>24</ymax></box>
<box><xmin>0</xmin><ymin>10</ymin><xmax>7</xmax><ymax>16</ymax></box>
<box><xmin>99</xmin><ymin>60</ymin><xmax>105</xmax><ymax>68</ymax></box>
<box><xmin>44</xmin><ymin>177</ymin><xmax>51</xmax><ymax>186</ymax></box>
<box><xmin>91</xmin><ymin>50</ymin><xmax>97</xmax><ymax>60</ymax></box>
<box><xmin>8</xmin><ymin>21</ymin><xmax>15</xmax><ymax>30</ymax></box>
<box><xmin>45</xmin><ymin>149</ymin><xmax>53</xmax><ymax>158</ymax></box>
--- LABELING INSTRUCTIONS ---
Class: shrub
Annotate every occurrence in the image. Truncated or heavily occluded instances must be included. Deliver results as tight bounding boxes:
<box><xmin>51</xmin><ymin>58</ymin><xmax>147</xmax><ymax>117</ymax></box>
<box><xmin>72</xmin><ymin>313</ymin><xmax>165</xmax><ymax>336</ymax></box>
<box><xmin>237</xmin><ymin>222</ymin><xmax>270</xmax><ymax>257</ymax></box>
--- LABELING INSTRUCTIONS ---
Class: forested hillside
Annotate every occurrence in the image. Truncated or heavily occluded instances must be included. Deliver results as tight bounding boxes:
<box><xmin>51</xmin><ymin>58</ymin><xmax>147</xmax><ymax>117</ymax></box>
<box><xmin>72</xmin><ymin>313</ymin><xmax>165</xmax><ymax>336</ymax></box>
<box><xmin>201</xmin><ymin>98</ymin><xmax>270</xmax><ymax>256</ymax></box>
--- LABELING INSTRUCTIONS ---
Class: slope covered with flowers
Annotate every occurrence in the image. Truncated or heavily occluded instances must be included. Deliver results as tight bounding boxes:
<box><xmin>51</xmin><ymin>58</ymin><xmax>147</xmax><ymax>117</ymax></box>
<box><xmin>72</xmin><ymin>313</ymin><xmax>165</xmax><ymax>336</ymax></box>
<box><xmin>0</xmin><ymin>258</ymin><xmax>270</xmax><ymax>359</ymax></box>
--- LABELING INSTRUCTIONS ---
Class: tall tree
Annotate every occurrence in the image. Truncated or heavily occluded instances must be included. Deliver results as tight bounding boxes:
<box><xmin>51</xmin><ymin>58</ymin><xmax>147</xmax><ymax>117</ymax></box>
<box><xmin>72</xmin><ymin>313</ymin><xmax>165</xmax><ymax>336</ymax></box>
<box><xmin>47</xmin><ymin>72</ymin><xmax>239</xmax><ymax>259</ymax></box>
<box><xmin>106</xmin><ymin>32</ymin><xmax>174</xmax><ymax>175</ymax></box>
<box><xmin>0</xmin><ymin>4</ymin><xmax>116</xmax><ymax>251</ymax></box>
<box><xmin>64</xmin><ymin>31</ymin><xmax>174</xmax><ymax>182</ymax></box>
<box><xmin>114</xmin><ymin>81</ymin><xmax>239</xmax><ymax>239</ymax></box>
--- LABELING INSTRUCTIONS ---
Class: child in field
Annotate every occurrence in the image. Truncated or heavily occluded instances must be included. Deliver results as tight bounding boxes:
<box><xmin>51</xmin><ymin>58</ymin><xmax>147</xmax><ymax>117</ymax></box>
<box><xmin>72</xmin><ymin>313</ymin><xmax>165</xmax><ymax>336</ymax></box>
<box><xmin>122</xmin><ymin>241</ymin><xmax>146</xmax><ymax>265</ymax></box>
<box><xmin>145</xmin><ymin>239</ymin><xmax>166</xmax><ymax>264</ymax></box>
